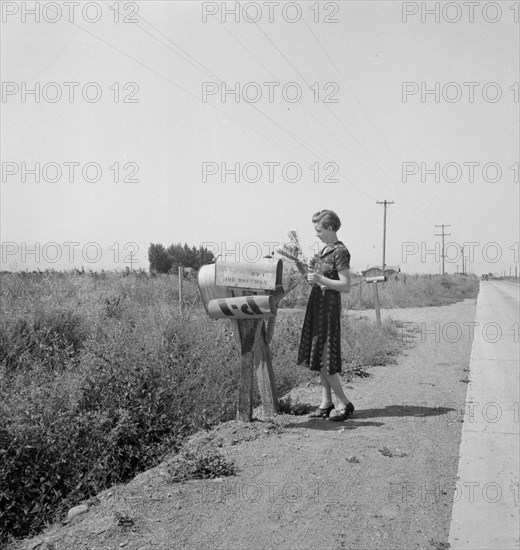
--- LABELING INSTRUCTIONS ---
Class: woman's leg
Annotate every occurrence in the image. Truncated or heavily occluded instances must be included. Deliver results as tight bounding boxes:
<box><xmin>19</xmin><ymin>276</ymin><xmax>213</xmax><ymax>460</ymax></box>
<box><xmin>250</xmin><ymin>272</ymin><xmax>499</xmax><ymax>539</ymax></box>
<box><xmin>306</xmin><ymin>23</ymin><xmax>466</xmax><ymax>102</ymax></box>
<box><xmin>325</xmin><ymin>373</ymin><xmax>351</xmax><ymax>409</ymax></box>
<box><xmin>319</xmin><ymin>372</ymin><xmax>333</xmax><ymax>408</ymax></box>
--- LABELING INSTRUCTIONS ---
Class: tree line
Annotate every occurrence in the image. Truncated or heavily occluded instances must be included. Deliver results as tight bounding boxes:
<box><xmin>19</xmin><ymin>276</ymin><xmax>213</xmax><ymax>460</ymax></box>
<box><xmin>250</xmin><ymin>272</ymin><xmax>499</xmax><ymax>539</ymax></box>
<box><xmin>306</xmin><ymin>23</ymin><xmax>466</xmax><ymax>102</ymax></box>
<box><xmin>148</xmin><ymin>243</ymin><xmax>215</xmax><ymax>274</ymax></box>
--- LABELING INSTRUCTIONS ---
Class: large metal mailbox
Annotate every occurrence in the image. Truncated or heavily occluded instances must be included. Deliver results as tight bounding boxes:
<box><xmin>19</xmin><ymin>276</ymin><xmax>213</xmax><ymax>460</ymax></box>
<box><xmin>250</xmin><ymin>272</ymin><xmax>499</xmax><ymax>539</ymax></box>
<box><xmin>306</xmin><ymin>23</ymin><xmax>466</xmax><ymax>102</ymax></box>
<box><xmin>198</xmin><ymin>258</ymin><xmax>283</xmax><ymax>320</ymax></box>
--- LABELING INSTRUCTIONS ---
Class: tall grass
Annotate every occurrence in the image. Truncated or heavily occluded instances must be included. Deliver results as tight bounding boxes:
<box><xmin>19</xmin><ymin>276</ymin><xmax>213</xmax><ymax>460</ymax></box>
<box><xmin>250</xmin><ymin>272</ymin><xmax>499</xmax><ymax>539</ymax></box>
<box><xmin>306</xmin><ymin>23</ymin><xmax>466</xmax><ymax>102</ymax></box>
<box><xmin>0</xmin><ymin>269</ymin><xmax>433</xmax><ymax>544</ymax></box>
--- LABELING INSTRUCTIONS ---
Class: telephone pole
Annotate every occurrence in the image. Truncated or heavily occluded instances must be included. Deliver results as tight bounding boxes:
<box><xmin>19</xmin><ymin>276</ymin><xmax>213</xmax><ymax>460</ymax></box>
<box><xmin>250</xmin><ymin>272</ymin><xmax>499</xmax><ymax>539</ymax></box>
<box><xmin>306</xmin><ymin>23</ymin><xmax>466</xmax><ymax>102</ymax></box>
<box><xmin>435</xmin><ymin>224</ymin><xmax>451</xmax><ymax>275</ymax></box>
<box><xmin>376</xmin><ymin>200</ymin><xmax>395</xmax><ymax>276</ymax></box>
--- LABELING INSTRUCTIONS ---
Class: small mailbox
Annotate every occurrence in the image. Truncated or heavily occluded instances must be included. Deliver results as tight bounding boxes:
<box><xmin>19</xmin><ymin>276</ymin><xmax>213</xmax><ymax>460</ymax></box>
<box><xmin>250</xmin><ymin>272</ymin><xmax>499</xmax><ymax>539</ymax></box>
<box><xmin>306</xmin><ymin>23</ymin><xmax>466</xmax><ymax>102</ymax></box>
<box><xmin>365</xmin><ymin>275</ymin><xmax>387</xmax><ymax>284</ymax></box>
<box><xmin>197</xmin><ymin>257</ymin><xmax>284</xmax><ymax>421</ymax></box>
<box><xmin>198</xmin><ymin>258</ymin><xmax>283</xmax><ymax>320</ymax></box>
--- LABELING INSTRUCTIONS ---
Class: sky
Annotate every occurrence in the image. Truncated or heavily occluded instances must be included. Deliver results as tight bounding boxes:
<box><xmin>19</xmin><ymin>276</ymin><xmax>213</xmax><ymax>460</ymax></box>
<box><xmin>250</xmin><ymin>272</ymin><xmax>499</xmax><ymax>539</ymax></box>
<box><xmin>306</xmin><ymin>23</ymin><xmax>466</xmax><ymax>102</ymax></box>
<box><xmin>1</xmin><ymin>0</ymin><xmax>519</xmax><ymax>275</ymax></box>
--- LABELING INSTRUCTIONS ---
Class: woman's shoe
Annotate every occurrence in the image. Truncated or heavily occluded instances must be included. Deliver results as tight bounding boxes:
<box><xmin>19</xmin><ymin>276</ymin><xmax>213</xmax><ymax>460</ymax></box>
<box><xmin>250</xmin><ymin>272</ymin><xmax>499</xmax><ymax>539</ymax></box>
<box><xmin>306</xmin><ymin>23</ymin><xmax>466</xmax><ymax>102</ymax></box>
<box><xmin>328</xmin><ymin>402</ymin><xmax>354</xmax><ymax>421</ymax></box>
<box><xmin>309</xmin><ymin>403</ymin><xmax>335</xmax><ymax>418</ymax></box>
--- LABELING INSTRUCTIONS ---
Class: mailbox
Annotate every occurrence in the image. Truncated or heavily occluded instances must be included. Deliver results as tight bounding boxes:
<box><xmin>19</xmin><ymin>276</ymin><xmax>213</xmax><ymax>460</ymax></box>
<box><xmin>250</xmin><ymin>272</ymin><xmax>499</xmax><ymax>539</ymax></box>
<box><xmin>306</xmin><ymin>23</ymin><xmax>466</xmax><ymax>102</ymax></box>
<box><xmin>365</xmin><ymin>275</ymin><xmax>387</xmax><ymax>283</ymax></box>
<box><xmin>198</xmin><ymin>258</ymin><xmax>283</xmax><ymax>320</ymax></box>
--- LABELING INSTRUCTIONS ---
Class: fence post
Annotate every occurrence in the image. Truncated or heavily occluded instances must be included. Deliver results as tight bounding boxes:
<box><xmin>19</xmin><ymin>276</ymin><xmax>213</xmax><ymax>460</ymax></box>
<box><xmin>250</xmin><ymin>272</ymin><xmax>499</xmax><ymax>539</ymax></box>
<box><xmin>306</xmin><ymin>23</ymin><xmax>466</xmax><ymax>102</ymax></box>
<box><xmin>178</xmin><ymin>266</ymin><xmax>183</xmax><ymax>315</ymax></box>
<box><xmin>373</xmin><ymin>281</ymin><xmax>381</xmax><ymax>327</ymax></box>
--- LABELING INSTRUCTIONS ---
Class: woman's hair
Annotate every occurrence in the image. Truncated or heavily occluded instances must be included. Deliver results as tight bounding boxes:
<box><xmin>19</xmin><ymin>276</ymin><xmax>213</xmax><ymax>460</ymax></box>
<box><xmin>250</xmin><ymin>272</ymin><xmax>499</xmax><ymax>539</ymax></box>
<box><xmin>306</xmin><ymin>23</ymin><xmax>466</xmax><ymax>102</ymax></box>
<box><xmin>312</xmin><ymin>210</ymin><xmax>341</xmax><ymax>231</ymax></box>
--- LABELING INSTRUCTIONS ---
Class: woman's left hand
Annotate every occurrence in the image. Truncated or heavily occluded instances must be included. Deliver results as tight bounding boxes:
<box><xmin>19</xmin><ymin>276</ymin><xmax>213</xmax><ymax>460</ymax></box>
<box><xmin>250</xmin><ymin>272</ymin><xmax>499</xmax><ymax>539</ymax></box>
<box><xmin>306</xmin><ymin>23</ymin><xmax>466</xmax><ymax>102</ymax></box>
<box><xmin>307</xmin><ymin>271</ymin><xmax>322</xmax><ymax>285</ymax></box>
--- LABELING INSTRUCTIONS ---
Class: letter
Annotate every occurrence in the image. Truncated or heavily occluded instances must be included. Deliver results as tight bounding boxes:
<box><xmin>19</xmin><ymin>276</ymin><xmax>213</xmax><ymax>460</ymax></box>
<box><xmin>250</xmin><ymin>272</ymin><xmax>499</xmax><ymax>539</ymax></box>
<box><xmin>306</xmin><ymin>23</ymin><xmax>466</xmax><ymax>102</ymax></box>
<box><xmin>241</xmin><ymin>82</ymin><xmax>262</xmax><ymax>103</ymax></box>
<box><xmin>444</xmin><ymin>242</ymin><xmax>462</xmax><ymax>263</ymax></box>
<box><xmin>63</xmin><ymin>242</ymin><xmax>80</xmax><ymax>262</ymax></box>
<box><xmin>242</xmin><ymin>2</ymin><xmax>261</xmax><ymax>22</ymax></box>
<box><xmin>221</xmin><ymin>1</ymin><xmax>240</xmax><ymax>22</ymax></box>
<box><xmin>20</xmin><ymin>82</ymin><xmax>40</xmax><ymax>103</ymax></box>
<box><xmin>82</xmin><ymin>2</ymin><xmax>102</xmax><ymax>23</ymax></box>
<box><xmin>2</xmin><ymin>242</ymin><xmax>19</xmax><ymax>263</ymax></box>
<box><xmin>221</xmin><ymin>241</ymin><xmax>241</xmax><ymax>262</ymax></box>
<box><xmin>400</xmin><ymin>322</ymin><xmax>419</xmax><ymax>343</ymax></box>
<box><xmin>482</xmin><ymin>82</ymin><xmax>502</xmax><ymax>102</ymax></box>
<box><xmin>482</xmin><ymin>322</ymin><xmax>502</xmax><ymax>343</ymax></box>
<box><xmin>201</xmin><ymin>2</ymin><xmax>219</xmax><ymax>22</ymax></box>
<box><xmin>263</xmin><ymin>81</ymin><xmax>280</xmax><ymax>103</ymax></box>
<box><xmin>1</xmin><ymin>2</ymin><xmax>19</xmax><ymax>23</ymax></box>
<box><xmin>41</xmin><ymin>162</ymin><xmax>62</xmax><ymax>183</ymax></box>
<box><xmin>82</xmin><ymin>162</ymin><xmax>102</xmax><ymax>183</ymax></box>
<box><xmin>21</xmin><ymin>162</ymin><xmax>41</xmax><ymax>183</ymax></box>
<box><xmin>63</xmin><ymin>2</ymin><xmax>80</xmax><ymax>22</ymax></box>
<box><xmin>241</xmin><ymin>482</ymin><xmax>262</xmax><ymax>502</ymax></box>
<box><xmin>63</xmin><ymin>81</ymin><xmax>80</xmax><ymax>102</ymax></box>
<box><xmin>482</xmin><ymin>162</ymin><xmax>502</xmax><ymax>183</ymax></box>
<box><xmin>421</xmin><ymin>2</ymin><xmax>440</xmax><ymax>22</ymax></box>
<box><xmin>482</xmin><ymin>402</ymin><xmax>502</xmax><ymax>423</ymax></box>
<box><xmin>463</xmin><ymin>481</ymin><xmax>480</xmax><ymax>503</ymax></box>
<box><xmin>82</xmin><ymin>242</ymin><xmax>102</xmax><ymax>263</ymax></box>
<box><xmin>401</xmin><ymin>242</ymin><xmax>419</xmax><ymax>262</ymax></box>
<box><xmin>420</xmin><ymin>162</ymin><xmax>440</xmax><ymax>183</ymax></box>
<box><xmin>420</xmin><ymin>82</ymin><xmax>440</xmax><ymax>103</ymax></box>
<box><xmin>442</xmin><ymin>322</ymin><xmax>462</xmax><ymax>343</ymax></box>
<box><xmin>282</xmin><ymin>162</ymin><xmax>302</xmax><ymax>182</ymax></box>
<box><xmin>42</xmin><ymin>82</ymin><xmax>62</xmax><ymax>103</ymax></box>
<box><xmin>462</xmin><ymin>322</ymin><xmax>479</xmax><ymax>343</ymax></box>
<box><xmin>282</xmin><ymin>82</ymin><xmax>302</xmax><ymax>103</ymax></box>
<box><xmin>442</xmin><ymin>2</ymin><xmax>462</xmax><ymax>22</ymax></box>
<box><xmin>1</xmin><ymin>82</ymin><xmax>19</xmax><ymax>103</ymax></box>
<box><xmin>462</xmin><ymin>241</ymin><xmax>480</xmax><ymax>262</ymax></box>
<box><xmin>483</xmin><ymin>482</ymin><xmax>502</xmax><ymax>503</ymax></box>
<box><xmin>42</xmin><ymin>242</ymin><xmax>62</xmax><ymax>263</ymax></box>
<box><xmin>421</xmin><ymin>482</ymin><xmax>440</xmax><ymax>502</ymax></box>
<box><xmin>421</xmin><ymin>322</ymin><xmax>440</xmax><ymax>343</ymax></box>
<box><xmin>201</xmin><ymin>161</ymin><xmax>219</xmax><ymax>183</ymax></box>
<box><xmin>463</xmin><ymin>82</ymin><xmax>480</xmax><ymax>102</ymax></box>
<box><xmin>282</xmin><ymin>482</ymin><xmax>302</xmax><ymax>502</ymax></box>
<box><xmin>263</xmin><ymin>1</ymin><xmax>280</xmax><ymax>22</ymax></box>
<box><xmin>401</xmin><ymin>2</ymin><xmax>418</xmax><ymax>23</ymax></box>
<box><xmin>63</xmin><ymin>161</ymin><xmax>80</xmax><ymax>182</ymax></box>
<box><xmin>242</xmin><ymin>242</ymin><xmax>262</xmax><ymax>261</ymax></box>
<box><xmin>464</xmin><ymin>401</ymin><xmax>480</xmax><ymax>422</ymax></box>
<box><xmin>21</xmin><ymin>1</ymin><xmax>41</xmax><ymax>22</ymax></box>
<box><xmin>42</xmin><ymin>2</ymin><xmax>61</xmax><ymax>22</ymax></box>
<box><xmin>442</xmin><ymin>162</ymin><xmax>462</xmax><ymax>182</ymax></box>
<box><xmin>482</xmin><ymin>242</ymin><xmax>501</xmax><ymax>263</ymax></box>
<box><xmin>482</xmin><ymin>2</ymin><xmax>502</xmax><ymax>22</ymax></box>
<box><xmin>402</xmin><ymin>161</ymin><xmax>419</xmax><ymax>182</ymax></box>
<box><xmin>221</xmin><ymin>82</ymin><xmax>240</xmax><ymax>103</ymax></box>
<box><xmin>420</xmin><ymin>242</ymin><xmax>441</xmax><ymax>264</ymax></box>
<box><xmin>263</xmin><ymin>161</ymin><xmax>279</xmax><ymax>182</ymax></box>
<box><xmin>402</xmin><ymin>82</ymin><xmax>419</xmax><ymax>102</ymax></box>
<box><xmin>462</xmin><ymin>1</ymin><xmax>479</xmax><ymax>22</ymax></box>
<box><xmin>221</xmin><ymin>162</ymin><xmax>240</xmax><ymax>183</ymax></box>
<box><xmin>82</xmin><ymin>82</ymin><xmax>102</xmax><ymax>103</ymax></box>
<box><xmin>282</xmin><ymin>2</ymin><xmax>302</xmax><ymax>22</ymax></box>
<box><xmin>463</xmin><ymin>161</ymin><xmax>479</xmax><ymax>182</ymax></box>
<box><xmin>442</xmin><ymin>82</ymin><xmax>462</xmax><ymax>102</ymax></box>
<box><xmin>401</xmin><ymin>482</ymin><xmax>417</xmax><ymax>502</ymax></box>
<box><xmin>201</xmin><ymin>82</ymin><xmax>219</xmax><ymax>102</ymax></box>
<box><xmin>21</xmin><ymin>242</ymin><xmax>41</xmax><ymax>263</ymax></box>
<box><xmin>401</xmin><ymin>401</ymin><xmax>418</xmax><ymax>421</ymax></box>
<box><xmin>2</xmin><ymin>162</ymin><xmax>19</xmax><ymax>182</ymax></box>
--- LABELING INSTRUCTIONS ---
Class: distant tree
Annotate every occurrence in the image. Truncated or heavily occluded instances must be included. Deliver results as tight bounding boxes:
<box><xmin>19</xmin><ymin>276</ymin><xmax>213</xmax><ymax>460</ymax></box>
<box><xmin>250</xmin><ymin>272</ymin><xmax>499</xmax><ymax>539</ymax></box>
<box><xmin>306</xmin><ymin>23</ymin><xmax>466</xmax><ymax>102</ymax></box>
<box><xmin>148</xmin><ymin>243</ymin><xmax>214</xmax><ymax>273</ymax></box>
<box><xmin>148</xmin><ymin>243</ymin><xmax>173</xmax><ymax>274</ymax></box>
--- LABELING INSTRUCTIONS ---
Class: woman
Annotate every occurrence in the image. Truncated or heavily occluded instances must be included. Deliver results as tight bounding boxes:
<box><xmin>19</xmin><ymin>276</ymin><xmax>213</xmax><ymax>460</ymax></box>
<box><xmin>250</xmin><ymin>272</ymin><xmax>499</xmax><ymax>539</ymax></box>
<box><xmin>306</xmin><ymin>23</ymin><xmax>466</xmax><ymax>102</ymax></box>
<box><xmin>297</xmin><ymin>210</ymin><xmax>354</xmax><ymax>421</ymax></box>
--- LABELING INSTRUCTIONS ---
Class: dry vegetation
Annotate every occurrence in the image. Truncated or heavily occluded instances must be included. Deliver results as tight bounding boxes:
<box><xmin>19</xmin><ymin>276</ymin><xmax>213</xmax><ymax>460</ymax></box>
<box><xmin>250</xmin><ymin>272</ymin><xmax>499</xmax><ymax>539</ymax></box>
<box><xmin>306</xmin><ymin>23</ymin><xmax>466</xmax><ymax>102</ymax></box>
<box><xmin>0</xmin><ymin>270</ymin><xmax>478</xmax><ymax>546</ymax></box>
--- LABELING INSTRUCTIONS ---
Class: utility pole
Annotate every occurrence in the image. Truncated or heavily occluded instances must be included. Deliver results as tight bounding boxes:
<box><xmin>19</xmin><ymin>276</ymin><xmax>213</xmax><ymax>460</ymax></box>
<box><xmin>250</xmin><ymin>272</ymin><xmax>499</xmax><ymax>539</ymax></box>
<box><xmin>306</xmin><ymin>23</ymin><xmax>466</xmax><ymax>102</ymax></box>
<box><xmin>376</xmin><ymin>200</ymin><xmax>395</xmax><ymax>277</ymax></box>
<box><xmin>435</xmin><ymin>224</ymin><xmax>451</xmax><ymax>275</ymax></box>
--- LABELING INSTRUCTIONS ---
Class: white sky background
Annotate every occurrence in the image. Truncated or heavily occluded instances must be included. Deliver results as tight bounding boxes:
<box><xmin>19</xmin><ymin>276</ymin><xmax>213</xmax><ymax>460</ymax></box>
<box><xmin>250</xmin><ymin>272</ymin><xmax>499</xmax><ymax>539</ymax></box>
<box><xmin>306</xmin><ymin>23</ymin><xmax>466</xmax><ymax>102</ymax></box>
<box><xmin>1</xmin><ymin>0</ymin><xmax>519</xmax><ymax>275</ymax></box>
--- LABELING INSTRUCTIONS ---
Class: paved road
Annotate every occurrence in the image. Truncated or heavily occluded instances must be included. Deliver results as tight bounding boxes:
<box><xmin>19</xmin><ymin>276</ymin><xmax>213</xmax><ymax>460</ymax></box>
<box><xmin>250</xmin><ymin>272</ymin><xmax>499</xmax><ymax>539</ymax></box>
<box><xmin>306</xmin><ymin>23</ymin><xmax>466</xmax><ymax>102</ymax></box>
<box><xmin>449</xmin><ymin>280</ymin><xmax>520</xmax><ymax>549</ymax></box>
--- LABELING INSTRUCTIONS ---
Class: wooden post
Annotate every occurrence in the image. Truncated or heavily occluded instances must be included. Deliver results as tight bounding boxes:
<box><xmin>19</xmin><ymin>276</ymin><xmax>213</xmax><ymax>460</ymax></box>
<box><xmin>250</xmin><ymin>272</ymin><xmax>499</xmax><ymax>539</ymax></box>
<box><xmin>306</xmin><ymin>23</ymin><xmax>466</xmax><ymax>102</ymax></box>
<box><xmin>254</xmin><ymin>323</ymin><xmax>280</xmax><ymax>417</ymax></box>
<box><xmin>178</xmin><ymin>266</ymin><xmax>183</xmax><ymax>315</ymax></box>
<box><xmin>373</xmin><ymin>281</ymin><xmax>381</xmax><ymax>327</ymax></box>
<box><xmin>236</xmin><ymin>319</ymin><xmax>262</xmax><ymax>422</ymax></box>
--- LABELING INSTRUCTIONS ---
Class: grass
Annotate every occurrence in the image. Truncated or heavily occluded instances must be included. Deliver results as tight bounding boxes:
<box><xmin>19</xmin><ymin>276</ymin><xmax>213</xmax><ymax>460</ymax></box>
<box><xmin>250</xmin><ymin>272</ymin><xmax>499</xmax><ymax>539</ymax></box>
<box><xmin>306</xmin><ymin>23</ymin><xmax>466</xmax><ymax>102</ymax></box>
<box><xmin>0</xmin><ymin>270</ymin><xmax>475</xmax><ymax>545</ymax></box>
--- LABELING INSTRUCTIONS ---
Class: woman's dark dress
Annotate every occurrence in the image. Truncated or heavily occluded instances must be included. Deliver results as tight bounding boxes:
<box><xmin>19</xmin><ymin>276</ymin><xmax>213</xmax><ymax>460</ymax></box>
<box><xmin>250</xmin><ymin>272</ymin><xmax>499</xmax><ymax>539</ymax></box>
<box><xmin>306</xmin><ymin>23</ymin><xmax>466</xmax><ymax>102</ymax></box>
<box><xmin>297</xmin><ymin>241</ymin><xmax>351</xmax><ymax>375</ymax></box>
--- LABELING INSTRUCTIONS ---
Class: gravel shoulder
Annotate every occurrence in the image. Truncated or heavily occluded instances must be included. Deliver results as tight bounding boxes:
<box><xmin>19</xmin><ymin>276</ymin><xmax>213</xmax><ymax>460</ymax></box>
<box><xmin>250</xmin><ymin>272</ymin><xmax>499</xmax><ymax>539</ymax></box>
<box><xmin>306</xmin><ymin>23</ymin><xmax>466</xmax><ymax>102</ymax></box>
<box><xmin>10</xmin><ymin>299</ymin><xmax>477</xmax><ymax>550</ymax></box>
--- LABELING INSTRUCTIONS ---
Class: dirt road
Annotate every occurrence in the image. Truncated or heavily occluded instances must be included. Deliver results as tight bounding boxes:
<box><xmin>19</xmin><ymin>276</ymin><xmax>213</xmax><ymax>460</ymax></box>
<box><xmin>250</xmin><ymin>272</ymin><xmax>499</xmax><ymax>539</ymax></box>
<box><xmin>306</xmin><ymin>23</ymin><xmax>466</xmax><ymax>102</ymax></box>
<box><xmin>12</xmin><ymin>298</ymin><xmax>479</xmax><ymax>550</ymax></box>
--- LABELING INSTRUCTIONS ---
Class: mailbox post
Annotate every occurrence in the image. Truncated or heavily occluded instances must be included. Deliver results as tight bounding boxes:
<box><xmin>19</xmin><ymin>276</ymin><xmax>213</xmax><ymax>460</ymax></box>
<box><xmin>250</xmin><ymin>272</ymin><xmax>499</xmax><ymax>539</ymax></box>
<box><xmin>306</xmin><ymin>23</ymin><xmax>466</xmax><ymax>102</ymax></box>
<box><xmin>198</xmin><ymin>258</ymin><xmax>283</xmax><ymax>421</ymax></box>
<box><xmin>365</xmin><ymin>275</ymin><xmax>386</xmax><ymax>327</ymax></box>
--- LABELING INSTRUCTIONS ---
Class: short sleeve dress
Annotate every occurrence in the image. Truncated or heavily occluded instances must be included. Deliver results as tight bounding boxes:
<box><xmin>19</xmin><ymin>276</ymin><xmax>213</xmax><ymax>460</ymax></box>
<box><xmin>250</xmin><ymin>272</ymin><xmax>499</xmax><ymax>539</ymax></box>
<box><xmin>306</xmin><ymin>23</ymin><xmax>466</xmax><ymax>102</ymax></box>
<box><xmin>297</xmin><ymin>241</ymin><xmax>351</xmax><ymax>375</ymax></box>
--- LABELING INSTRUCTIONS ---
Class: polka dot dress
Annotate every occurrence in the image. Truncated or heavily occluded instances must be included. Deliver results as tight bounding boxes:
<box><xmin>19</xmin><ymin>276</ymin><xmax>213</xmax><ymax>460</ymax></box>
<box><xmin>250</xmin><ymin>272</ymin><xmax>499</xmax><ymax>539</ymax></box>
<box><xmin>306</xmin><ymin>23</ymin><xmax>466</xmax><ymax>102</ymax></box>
<box><xmin>297</xmin><ymin>242</ymin><xmax>350</xmax><ymax>375</ymax></box>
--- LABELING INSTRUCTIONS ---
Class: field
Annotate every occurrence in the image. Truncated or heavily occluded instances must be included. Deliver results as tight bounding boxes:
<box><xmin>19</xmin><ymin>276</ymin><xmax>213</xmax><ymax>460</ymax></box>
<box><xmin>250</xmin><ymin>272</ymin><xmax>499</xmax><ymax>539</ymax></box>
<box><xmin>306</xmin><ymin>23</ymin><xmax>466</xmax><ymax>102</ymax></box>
<box><xmin>0</xmin><ymin>270</ymin><xmax>479</xmax><ymax>545</ymax></box>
